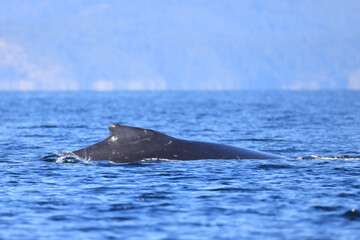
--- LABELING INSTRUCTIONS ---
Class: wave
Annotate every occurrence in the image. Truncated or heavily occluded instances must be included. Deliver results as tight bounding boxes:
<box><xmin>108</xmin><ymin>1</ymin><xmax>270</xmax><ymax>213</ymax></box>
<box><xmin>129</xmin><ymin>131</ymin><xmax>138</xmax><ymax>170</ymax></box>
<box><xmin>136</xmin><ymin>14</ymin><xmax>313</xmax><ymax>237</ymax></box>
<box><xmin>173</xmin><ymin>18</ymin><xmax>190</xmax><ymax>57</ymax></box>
<box><xmin>44</xmin><ymin>152</ymin><xmax>360</xmax><ymax>163</ymax></box>
<box><xmin>297</xmin><ymin>155</ymin><xmax>360</xmax><ymax>160</ymax></box>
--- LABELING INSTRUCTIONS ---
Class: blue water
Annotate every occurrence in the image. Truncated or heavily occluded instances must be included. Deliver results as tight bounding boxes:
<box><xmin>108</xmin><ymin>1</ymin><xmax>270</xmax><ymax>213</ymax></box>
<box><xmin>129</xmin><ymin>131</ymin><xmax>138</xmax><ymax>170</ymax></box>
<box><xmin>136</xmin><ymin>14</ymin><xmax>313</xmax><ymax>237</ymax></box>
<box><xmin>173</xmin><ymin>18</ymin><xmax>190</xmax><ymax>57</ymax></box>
<box><xmin>1</xmin><ymin>91</ymin><xmax>360</xmax><ymax>239</ymax></box>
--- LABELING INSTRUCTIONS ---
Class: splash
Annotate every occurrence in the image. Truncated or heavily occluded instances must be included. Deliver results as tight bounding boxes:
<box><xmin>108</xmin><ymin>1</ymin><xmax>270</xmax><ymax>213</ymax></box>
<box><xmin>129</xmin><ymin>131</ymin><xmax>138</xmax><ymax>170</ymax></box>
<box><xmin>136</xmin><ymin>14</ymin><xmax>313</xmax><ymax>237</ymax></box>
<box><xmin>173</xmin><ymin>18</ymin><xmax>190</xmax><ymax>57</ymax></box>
<box><xmin>297</xmin><ymin>155</ymin><xmax>360</xmax><ymax>160</ymax></box>
<box><xmin>42</xmin><ymin>150</ymin><xmax>89</xmax><ymax>163</ymax></box>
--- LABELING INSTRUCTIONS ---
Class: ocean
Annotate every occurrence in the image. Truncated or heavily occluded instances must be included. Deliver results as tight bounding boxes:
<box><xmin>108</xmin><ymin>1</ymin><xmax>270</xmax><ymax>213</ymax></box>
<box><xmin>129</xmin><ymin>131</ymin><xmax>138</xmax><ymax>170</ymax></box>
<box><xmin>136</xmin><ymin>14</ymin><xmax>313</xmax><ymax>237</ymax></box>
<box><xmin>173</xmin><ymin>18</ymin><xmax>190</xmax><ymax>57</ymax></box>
<box><xmin>0</xmin><ymin>91</ymin><xmax>359</xmax><ymax>239</ymax></box>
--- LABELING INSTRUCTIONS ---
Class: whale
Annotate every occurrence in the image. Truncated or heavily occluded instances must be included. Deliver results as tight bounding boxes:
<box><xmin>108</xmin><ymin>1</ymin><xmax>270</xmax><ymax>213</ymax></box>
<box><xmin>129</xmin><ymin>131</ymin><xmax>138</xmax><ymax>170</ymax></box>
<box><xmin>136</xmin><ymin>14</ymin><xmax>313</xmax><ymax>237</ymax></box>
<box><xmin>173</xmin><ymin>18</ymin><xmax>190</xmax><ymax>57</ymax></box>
<box><xmin>72</xmin><ymin>124</ymin><xmax>283</xmax><ymax>163</ymax></box>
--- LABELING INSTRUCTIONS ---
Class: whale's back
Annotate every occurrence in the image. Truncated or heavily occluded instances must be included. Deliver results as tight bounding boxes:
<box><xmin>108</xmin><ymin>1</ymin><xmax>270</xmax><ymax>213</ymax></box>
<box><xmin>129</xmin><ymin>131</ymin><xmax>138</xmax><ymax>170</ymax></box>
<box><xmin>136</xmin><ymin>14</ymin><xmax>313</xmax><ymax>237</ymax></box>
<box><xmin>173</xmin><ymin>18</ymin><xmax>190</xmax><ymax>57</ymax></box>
<box><xmin>73</xmin><ymin>124</ymin><xmax>284</xmax><ymax>162</ymax></box>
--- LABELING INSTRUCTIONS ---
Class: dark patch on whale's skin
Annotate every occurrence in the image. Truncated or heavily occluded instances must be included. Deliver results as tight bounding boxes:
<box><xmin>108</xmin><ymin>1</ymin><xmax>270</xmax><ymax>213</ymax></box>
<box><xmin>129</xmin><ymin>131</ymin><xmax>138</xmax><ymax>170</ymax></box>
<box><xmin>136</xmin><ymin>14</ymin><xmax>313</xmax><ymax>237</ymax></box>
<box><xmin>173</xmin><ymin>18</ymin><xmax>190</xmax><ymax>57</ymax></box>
<box><xmin>72</xmin><ymin>124</ymin><xmax>284</xmax><ymax>163</ymax></box>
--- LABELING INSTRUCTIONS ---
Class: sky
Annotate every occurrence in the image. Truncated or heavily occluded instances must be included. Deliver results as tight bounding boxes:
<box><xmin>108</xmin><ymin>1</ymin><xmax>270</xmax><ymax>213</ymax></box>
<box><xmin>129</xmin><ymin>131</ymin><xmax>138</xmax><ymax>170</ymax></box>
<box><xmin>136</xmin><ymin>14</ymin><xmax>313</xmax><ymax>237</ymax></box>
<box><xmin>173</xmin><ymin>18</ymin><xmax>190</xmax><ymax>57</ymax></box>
<box><xmin>0</xmin><ymin>0</ymin><xmax>360</xmax><ymax>91</ymax></box>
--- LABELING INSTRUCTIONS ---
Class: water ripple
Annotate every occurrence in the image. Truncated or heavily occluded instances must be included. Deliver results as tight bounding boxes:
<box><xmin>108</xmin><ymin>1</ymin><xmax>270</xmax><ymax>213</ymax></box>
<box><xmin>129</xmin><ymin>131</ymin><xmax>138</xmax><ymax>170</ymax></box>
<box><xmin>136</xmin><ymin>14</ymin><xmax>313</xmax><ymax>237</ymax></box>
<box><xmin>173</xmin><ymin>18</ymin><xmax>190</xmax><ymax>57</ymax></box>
<box><xmin>1</xmin><ymin>91</ymin><xmax>360</xmax><ymax>239</ymax></box>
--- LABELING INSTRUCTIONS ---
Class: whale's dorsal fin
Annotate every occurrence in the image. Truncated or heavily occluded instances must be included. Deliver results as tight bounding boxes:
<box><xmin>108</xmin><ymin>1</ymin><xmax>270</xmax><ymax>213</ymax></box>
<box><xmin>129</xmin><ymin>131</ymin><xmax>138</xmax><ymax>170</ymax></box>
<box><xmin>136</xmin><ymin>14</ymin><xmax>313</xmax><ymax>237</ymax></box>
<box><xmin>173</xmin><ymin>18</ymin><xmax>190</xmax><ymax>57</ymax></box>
<box><xmin>108</xmin><ymin>124</ymin><xmax>161</xmax><ymax>141</ymax></box>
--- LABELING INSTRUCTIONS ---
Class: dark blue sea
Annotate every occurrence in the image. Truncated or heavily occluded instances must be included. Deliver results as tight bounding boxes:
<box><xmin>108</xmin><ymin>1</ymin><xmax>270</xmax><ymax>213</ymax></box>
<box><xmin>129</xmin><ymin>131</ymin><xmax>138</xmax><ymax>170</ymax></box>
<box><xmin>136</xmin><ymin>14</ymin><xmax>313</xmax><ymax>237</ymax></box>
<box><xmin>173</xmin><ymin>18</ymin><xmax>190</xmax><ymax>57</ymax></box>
<box><xmin>1</xmin><ymin>91</ymin><xmax>360</xmax><ymax>239</ymax></box>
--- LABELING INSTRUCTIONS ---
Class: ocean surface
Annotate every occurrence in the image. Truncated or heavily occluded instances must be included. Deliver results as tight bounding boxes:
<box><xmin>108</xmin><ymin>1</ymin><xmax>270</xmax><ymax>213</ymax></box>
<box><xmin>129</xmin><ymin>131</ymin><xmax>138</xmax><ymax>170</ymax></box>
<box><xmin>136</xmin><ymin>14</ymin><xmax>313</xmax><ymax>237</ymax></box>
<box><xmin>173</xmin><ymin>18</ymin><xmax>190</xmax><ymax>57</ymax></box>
<box><xmin>0</xmin><ymin>91</ymin><xmax>360</xmax><ymax>239</ymax></box>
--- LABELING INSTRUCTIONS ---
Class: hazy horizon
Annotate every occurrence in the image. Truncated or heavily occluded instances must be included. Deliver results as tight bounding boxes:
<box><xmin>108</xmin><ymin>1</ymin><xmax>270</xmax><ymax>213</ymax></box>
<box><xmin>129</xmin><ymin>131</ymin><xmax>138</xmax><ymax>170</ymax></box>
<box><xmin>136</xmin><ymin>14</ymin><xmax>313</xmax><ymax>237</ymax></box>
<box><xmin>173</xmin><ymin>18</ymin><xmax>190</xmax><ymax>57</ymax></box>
<box><xmin>1</xmin><ymin>0</ymin><xmax>360</xmax><ymax>91</ymax></box>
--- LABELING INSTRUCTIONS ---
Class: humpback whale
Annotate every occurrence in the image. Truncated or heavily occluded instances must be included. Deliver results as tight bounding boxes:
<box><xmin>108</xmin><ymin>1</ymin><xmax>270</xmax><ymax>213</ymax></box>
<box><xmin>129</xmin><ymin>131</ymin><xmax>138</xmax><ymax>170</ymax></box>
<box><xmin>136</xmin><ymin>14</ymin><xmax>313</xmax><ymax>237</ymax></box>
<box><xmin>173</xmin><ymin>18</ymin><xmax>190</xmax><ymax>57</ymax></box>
<box><xmin>73</xmin><ymin>124</ymin><xmax>283</xmax><ymax>163</ymax></box>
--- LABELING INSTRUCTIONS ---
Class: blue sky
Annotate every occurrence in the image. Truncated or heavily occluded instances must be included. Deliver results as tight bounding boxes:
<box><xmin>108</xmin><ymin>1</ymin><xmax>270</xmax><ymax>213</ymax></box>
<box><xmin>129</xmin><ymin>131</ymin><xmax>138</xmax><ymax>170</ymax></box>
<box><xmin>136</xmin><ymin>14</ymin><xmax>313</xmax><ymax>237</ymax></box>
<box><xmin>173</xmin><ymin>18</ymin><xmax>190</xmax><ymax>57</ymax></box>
<box><xmin>0</xmin><ymin>0</ymin><xmax>360</xmax><ymax>91</ymax></box>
